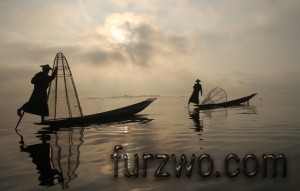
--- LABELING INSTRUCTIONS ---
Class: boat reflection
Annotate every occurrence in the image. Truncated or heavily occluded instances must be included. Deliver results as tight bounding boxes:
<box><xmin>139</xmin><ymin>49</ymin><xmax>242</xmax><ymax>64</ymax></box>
<box><xmin>234</xmin><ymin>105</ymin><xmax>258</xmax><ymax>115</ymax></box>
<box><xmin>16</xmin><ymin>126</ymin><xmax>84</xmax><ymax>189</ymax></box>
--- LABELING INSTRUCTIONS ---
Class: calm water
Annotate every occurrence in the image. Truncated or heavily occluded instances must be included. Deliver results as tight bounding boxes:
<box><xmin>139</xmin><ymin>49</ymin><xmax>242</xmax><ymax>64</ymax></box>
<box><xmin>1</xmin><ymin>92</ymin><xmax>300</xmax><ymax>190</ymax></box>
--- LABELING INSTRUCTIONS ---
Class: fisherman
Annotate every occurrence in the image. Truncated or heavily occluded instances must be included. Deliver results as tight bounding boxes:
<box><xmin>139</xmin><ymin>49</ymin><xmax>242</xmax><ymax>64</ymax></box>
<box><xmin>188</xmin><ymin>79</ymin><xmax>203</xmax><ymax>105</ymax></box>
<box><xmin>17</xmin><ymin>64</ymin><xmax>57</xmax><ymax>123</ymax></box>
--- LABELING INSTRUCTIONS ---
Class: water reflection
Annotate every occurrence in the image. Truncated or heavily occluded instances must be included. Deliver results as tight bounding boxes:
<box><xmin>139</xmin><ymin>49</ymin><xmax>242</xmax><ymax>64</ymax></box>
<box><xmin>188</xmin><ymin>105</ymin><xmax>257</xmax><ymax>150</ymax></box>
<box><xmin>14</xmin><ymin>115</ymin><xmax>153</xmax><ymax>189</ymax></box>
<box><xmin>234</xmin><ymin>105</ymin><xmax>258</xmax><ymax>115</ymax></box>
<box><xmin>188</xmin><ymin>108</ymin><xmax>203</xmax><ymax>132</ymax></box>
<box><xmin>110</xmin><ymin>115</ymin><xmax>154</xmax><ymax>125</ymax></box>
<box><xmin>188</xmin><ymin>108</ymin><xmax>204</xmax><ymax>150</ymax></box>
<box><xmin>16</xmin><ymin>126</ymin><xmax>84</xmax><ymax>189</ymax></box>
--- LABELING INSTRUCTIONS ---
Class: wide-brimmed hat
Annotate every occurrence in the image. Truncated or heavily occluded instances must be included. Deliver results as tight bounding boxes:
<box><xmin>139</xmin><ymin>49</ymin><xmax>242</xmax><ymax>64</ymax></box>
<box><xmin>40</xmin><ymin>64</ymin><xmax>53</xmax><ymax>70</ymax></box>
<box><xmin>195</xmin><ymin>79</ymin><xmax>201</xmax><ymax>82</ymax></box>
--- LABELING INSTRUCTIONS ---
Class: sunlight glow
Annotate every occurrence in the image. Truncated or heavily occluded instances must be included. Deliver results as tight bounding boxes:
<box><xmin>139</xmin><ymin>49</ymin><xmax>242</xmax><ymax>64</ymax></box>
<box><xmin>104</xmin><ymin>13</ymin><xmax>144</xmax><ymax>45</ymax></box>
<box><xmin>110</xmin><ymin>25</ymin><xmax>130</xmax><ymax>44</ymax></box>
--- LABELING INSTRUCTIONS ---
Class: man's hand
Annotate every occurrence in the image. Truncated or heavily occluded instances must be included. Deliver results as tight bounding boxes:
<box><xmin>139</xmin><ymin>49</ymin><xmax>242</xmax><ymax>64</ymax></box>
<box><xmin>53</xmin><ymin>66</ymin><xmax>58</xmax><ymax>75</ymax></box>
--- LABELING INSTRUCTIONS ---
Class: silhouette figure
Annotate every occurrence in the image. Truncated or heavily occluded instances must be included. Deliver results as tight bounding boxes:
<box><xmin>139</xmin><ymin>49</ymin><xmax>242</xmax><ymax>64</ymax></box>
<box><xmin>18</xmin><ymin>64</ymin><xmax>57</xmax><ymax>123</ymax></box>
<box><xmin>188</xmin><ymin>79</ymin><xmax>203</xmax><ymax>105</ymax></box>
<box><xmin>18</xmin><ymin>130</ymin><xmax>63</xmax><ymax>187</ymax></box>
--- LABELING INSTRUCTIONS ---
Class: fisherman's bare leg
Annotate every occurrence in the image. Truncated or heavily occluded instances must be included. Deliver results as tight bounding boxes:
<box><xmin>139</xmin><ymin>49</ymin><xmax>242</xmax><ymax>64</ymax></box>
<box><xmin>41</xmin><ymin>116</ymin><xmax>45</xmax><ymax>123</ymax></box>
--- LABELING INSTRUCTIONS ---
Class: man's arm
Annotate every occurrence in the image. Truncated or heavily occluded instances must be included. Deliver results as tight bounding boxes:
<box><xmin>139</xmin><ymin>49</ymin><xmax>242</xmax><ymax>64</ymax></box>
<box><xmin>49</xmin><ymin>67</ymin><xmax>58</xmax><ymax>81</ymax></box>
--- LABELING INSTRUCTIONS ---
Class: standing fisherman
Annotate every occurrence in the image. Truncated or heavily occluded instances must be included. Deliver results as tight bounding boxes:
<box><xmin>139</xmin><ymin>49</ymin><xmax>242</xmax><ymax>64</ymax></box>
<box><xmin>188</xmin><ymin>79</ymin><xmax>203</xmax><ymax>105</ymax></box>
<box><xmin>18</xmin><ymin>64</ymin><xmax>57</xmax><ymax>123</ymax></box>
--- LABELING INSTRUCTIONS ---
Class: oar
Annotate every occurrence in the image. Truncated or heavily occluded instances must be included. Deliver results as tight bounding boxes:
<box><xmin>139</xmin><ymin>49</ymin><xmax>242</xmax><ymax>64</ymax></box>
<box><xmin>15</xmin><ymin>111</ymin><xmax>25</xmax><ymax>129</ymax></box>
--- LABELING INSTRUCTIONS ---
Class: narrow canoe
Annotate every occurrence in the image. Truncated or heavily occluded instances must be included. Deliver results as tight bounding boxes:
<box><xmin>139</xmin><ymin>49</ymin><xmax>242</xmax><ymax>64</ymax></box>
<box><xmin>196</xmin><ymin>93</ymin><xmax>257</xmax><ymax>110</ymax></box>
<box><xmin>40</xmin><ymin>98</ymin><xmax>157</xmax><ymax>126</ymax></box>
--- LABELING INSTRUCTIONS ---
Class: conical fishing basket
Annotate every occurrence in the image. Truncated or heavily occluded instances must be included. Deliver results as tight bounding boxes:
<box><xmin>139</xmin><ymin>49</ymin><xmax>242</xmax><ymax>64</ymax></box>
<box><xmin>46</xmin><ymin>52</ymin><xmax>83</xmax><ymax>120</ymax></box>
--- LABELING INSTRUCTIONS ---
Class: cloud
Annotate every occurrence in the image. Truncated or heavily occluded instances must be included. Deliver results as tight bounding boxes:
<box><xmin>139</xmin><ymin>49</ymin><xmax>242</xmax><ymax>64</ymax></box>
<box><xmin>71</xmin><ymin>12</ymin><xmax>207</xmax><ymax>71</ymax></box>
<box><xmin>0</xmin><ymin>0</ymin><xmax>93</xmax><ymax>42</ymax></box>
<box><xmin>186</xmin><ymin>1</ymin><xmax>300</xmax><ymax>77</ymax></box>
<box><xmin>81</xmin><ymin>48</ymin><xmax>125</xmax><ymax>66</ymax></box>
<box><xmin>0</xmin><ymin>0</ymin><xmax>300</xmax><ymax>101</ymax></box>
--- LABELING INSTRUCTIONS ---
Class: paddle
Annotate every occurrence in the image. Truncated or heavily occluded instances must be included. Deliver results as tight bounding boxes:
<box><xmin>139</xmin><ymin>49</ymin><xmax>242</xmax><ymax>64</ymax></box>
<box><xmin>15</xmin><ymin>111</ymin><xmax>25</xmax><ymax>129</ymax></box>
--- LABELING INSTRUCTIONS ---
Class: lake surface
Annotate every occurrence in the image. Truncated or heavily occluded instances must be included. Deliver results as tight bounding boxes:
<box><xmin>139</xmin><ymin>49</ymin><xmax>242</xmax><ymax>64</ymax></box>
<box><xmin>1</xmin><ymin>92</ymin><xmax>300</xmax><ymax>190</ymax></box>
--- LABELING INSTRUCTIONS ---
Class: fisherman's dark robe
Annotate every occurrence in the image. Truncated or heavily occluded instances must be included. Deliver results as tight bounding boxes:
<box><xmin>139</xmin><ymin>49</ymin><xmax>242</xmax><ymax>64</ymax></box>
<box><xmin>188</xmin><ymin>83</ymin><xmax>202</xmax><ymax>105</ymax></box>
<box><xmin>21</xmin><ymin>72</ymin><xmax>55</xmax><ymax>116</ymax></box>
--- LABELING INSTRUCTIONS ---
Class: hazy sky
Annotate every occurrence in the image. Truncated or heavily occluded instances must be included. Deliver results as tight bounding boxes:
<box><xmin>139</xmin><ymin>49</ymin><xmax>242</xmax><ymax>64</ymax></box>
<box><xmin>1</xmin><ymin>0</ymin><xmax>300</xmax><ymax>100</ymax></box>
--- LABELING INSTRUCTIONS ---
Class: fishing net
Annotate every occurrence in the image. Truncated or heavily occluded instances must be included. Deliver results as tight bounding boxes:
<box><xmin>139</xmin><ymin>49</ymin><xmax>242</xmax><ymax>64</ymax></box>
<box><xmin>46</xmin><ymin>53</ymin><xmax>83</xmax><ymax>120</ymax></box>
<box><xmin>201</xmin><ymin>87</ymin><xmax>227</xmax><ymax>104</ymax></box>
<box><xmin>49</xmin><ymin>128</ymin><xmax>84</xmax><ymax>189</ymax></box>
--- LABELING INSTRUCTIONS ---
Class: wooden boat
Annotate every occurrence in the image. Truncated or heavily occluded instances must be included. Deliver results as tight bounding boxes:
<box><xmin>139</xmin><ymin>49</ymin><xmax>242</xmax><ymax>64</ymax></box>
<box><xmin>196</xmin><ymin>93</ymin><xmax>257</xmax><ymax>110</ymax></box>
<box><xmin>15</xmin><ymin>53</ymin><xmax>157</xmax><ymax>128</ymax></box>
<box><xmin>41</xmin><ymin>98</ymin><xmax>156</xmax><ymax>126</ymax></box>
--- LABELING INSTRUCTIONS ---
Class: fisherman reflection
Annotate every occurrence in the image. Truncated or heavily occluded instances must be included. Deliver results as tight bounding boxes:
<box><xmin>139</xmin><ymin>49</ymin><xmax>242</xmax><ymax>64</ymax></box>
<box><xmin>189</xmin><ymin>108</ymin><xmax>203</xmax><ymax>132</ymax></box>
<box><xmin>18</xmin><ymin>131</ymin><xmax>63</xmax><ymax>187</ymax></box>
<box><xmin>188</xmin><ymin>79</ymin><xmax>203</xmax><ymax>105</ymax></box>
<box><xmin>17</xmin><ymin>127</ymin><xmax>84</xmax><ymax>189</ymax></box>
<box><xmin>17</xmin><ymin>64</ymin><xmax>57</xmax><ymax>123</ymax></box>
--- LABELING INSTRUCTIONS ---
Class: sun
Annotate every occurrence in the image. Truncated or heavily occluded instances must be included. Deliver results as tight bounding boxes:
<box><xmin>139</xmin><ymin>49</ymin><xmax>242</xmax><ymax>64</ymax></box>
<box><xmin>110</xmin><ymin>25</ymin><xmax>130</xmax><ymax>44</ymax></box>
<box><xmin>104</xmin><ymin>13</ymin><xmax>142</xmax><ymax>44</ymax></box>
